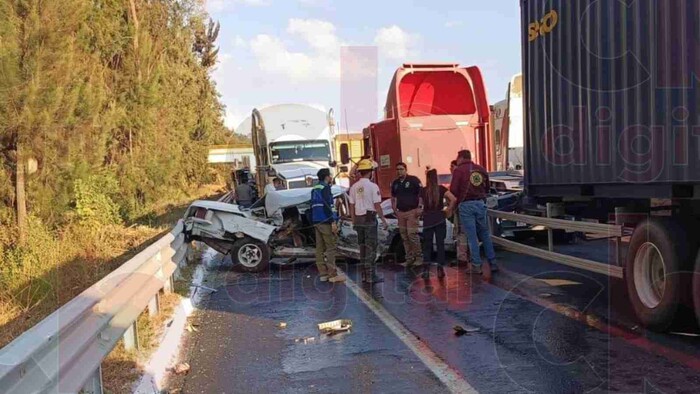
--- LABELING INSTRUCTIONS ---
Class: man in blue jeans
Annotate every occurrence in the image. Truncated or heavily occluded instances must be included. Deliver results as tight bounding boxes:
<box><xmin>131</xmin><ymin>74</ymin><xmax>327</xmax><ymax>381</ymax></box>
<box><xmin>449</xmin><ymin>150</ymin><xmax>498</xmax><ymax>280</ymax></box>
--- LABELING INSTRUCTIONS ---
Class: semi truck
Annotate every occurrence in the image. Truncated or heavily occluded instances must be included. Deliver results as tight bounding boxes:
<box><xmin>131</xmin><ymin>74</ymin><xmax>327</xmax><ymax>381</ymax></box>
<box><xmin>339</xmin><ymin>63</ymin><xmax>494</xmax><ymax>198</ymax></box>
<box><xmin>236</xmin><ymin>104</ymin><xmax>337</xmax><ymax>194</ymax></box>
<box><xmin>491</xmin><ymin>74</ymin><xmax>524</xmax><ymax>172</ymax></box>
<box><xmin>512</xmin><ymin>0</ymin><xmax>700</xmax><ymax>331</ymax></box>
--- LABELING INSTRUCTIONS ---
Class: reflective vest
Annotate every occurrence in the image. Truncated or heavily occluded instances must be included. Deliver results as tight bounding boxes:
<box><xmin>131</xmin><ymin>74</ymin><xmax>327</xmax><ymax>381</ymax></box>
<box><xmin>310</xmin><ymin>183</ymin><xmax>336</xmax><ymax>224</ymax></box>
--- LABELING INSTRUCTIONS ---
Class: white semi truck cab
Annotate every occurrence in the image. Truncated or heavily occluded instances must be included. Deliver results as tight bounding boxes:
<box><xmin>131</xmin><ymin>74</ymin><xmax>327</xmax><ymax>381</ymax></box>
<box><xmin>239</xmin><ymin>104</ymin><xmax>336</xmax><ymax>193</ymax></box>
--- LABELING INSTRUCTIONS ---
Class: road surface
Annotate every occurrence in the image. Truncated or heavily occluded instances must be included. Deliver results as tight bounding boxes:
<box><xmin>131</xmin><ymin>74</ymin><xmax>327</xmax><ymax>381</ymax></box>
<box><xmin>170</xmin><ymin>239</ymin><xmax>700</xmax><ymax>393</ymax></box>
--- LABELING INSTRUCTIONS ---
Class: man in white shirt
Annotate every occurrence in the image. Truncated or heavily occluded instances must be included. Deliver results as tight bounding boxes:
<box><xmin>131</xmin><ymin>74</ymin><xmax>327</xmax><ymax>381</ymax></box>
<box><xmin>348</xmin><ymin>159</ymin><xmax>388</xmax><ymax>284</ymax></box>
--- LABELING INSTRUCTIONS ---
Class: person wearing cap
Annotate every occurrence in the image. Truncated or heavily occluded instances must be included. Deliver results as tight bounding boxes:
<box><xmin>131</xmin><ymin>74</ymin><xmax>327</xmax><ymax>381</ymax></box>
<box><xmin>348</xmin><ymin>159</ymin><xmax>388</xmax><ymax>284</ymax></box>
<box><xmin>450</xmin><ymin>160</ymin><xmax>469</xmax><ymax>266</ymax></box>
<box><xmin>311</xmin><ymin>168</ymin><xmax>344</xmax><ymax>283</ymax></box>
<box><xmin>449</xmin><ymin>150</ymin><xmax>497</xmax><ymax>280</ymax></box>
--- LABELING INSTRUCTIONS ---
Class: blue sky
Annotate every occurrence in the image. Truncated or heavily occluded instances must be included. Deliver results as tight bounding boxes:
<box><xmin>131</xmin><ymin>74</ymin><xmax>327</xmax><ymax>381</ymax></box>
<box><xmin>205</xmin><ymin>0</ymin><xmax>522</xmax><ymax>132</ymax></box>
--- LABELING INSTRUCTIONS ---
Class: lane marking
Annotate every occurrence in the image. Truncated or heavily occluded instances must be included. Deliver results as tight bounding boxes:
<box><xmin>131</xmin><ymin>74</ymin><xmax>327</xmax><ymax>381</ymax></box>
<box><xmin>340</xmin><ymin>271</ymin><xmax>478</xmax><ymax>394</ymax></box>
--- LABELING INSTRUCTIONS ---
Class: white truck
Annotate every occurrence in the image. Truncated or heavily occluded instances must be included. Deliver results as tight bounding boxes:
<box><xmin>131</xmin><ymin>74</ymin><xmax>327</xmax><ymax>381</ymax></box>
<box><xmin>236</xmin><ymin>104</ymin><xmax>337</xmax><ymax>193</ymax></box>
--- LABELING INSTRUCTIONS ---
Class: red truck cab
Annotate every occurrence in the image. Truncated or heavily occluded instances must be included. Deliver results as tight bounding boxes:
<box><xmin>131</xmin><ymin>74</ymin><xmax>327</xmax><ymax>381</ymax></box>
<box><xmin>361</xmin><ymin>64</ymin><xmax>493</xmax><ymax>198</ymax></box>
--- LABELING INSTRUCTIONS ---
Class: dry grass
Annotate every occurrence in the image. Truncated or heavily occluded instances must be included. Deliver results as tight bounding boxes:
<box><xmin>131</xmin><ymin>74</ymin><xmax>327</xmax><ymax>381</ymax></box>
<box><xmin>102</xmin><ymin>291</ymin><xmax>183</xmax><ymax>393</ymax></box>
<box><xmin>0</xmin><ymin>184</ymin><xmax>224</xmax><ymax>348</ymax></box>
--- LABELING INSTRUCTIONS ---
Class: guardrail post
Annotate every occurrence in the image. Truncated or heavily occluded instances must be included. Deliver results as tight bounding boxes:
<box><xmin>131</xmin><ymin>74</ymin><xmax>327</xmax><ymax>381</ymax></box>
<box><xmin>123</xmin><ymin>321</ymin><xmax>139</xmax><ymax>351</ymax></box>
<box><xmin>163</xmin><ymin>274</ymin><xmax>174</xmax><ymax>294</ymax></box>
<box><xmin>546</xmin><ymin>203</ymin><xmax>554</xmax><ymax>252</ymax></box>
<box><xmin>81</xmin><ymin>366</ymin><xmax>104</xmax><ymax>394</ymax></box>
<box><xmin>148</xmin><ymin>293</ymin><xmax>160</xmax><ymax>317</ymax></box>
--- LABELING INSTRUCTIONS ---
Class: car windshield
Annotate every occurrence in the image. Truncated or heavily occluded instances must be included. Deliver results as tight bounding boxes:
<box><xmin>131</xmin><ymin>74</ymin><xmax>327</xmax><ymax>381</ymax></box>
<box><xmin>270</xmin><ymin>140</ymin><xmax>331</xmax><ymax>164</ymax></box>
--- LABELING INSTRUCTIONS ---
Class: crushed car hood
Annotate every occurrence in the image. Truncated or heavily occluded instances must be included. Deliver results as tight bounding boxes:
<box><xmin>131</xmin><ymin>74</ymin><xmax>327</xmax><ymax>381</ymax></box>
<box><xmin>187</xmin><ymin>200</ymin><xmax>246</xmax><ymax>215</ymax></box>
<box><xmin>265</xmin><ymin>185</ymin><xmax>347</xmax><ymax>216</ymax></box>
<box><xmin>272</xmin><ymin>162</ymin><xmax>327</xmax><ymax>180</ymax></box>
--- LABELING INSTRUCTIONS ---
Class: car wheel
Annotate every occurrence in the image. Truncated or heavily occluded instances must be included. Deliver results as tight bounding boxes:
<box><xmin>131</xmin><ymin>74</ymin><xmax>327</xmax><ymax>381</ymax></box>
<box><xmin>626</xmin><ymin>219</ymin><xmax>693</xmax><ymax>331</ymax></box>
<box><xmin>232</xmin><ymin>237</ymin><xmax>271</xmax><ymax>273</ymax></box>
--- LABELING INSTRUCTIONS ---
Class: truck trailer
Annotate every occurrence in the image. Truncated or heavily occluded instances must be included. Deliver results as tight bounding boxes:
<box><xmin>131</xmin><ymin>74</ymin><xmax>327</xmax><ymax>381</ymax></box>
<box><xmin>349</xmin><ymin>63</ymin><xmax>494</xmax><ymax>198</ymax></box>
<box><xmin>515</xmin><ymin>0</ymin><xmax>700</xmax><ymax>331</ymax></box>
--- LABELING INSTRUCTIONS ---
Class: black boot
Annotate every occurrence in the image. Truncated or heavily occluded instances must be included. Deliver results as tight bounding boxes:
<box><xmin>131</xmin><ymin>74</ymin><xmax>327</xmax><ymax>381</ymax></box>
<box><xmin>437</xmin><ymin>265</ymin><xmax>445</xmax><ymax>279</ymax></box>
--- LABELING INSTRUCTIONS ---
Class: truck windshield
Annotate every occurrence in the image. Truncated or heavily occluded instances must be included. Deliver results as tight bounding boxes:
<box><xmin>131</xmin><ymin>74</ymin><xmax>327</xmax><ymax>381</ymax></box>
<box><xmin>270</xmin><ymin>140</ymin><xmax>331</xmax><ymax>164</ymax></box>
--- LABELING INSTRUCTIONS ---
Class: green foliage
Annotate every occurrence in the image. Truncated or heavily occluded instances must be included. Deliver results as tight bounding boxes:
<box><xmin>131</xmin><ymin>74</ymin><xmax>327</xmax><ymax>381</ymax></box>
<box><xmin>0</xmin><ymin>0</ymin><xmax>233</xmax><ymax>228</ymax></box>
<box><xmin>0</xmin><ymin>216</ymin><xmax>60</xmax><ymax>310</ymax></box>
<box><xmin>74</xmin><ymin>174</ymin><xmax>121</xmax><ymax>226</ymax></box>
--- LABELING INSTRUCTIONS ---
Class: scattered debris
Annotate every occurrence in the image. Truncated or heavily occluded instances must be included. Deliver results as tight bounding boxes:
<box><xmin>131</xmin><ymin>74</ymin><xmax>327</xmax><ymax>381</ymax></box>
<box><xmin>453</xmin><ymin>325</ymin><xmax>480</xmax><ymax>336</ymax></box>
<box><xmin>186</xmin><ymin>324</ymin><xmax>199</xmax><ymax>333</ymax></box>
<box><xmin>318</xmin><ymin>319</ymin><xmax>353</xmax><ymax>334</ymax></box>
<box><xmin>278</xmin><ymin>322</ymin><xmax>287</xmax><ymax>329</ymax></box>
<box><xmin>173</xmin><ymin>363</ymin><xmax>190</xmax><ymax>375</ymax></box>
<box><xmin>294</xmin><ymin>336</ymin><xmax>316</xmax><ymax>344</ymax></box>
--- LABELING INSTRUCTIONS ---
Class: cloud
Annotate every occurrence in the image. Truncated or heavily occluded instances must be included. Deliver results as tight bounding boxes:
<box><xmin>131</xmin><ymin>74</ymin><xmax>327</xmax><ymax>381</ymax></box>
<box><xmin>206</xmin><ymin>0</ymin><xmax>269</xmax><ymax>13</ymax></box>
<box><xmin>248</xmin><ymin>19</ymin><xmax>342</xmax><ymax>82</ymax></box>
<box><xmin>287</xmin><ymin>19</ymin><xmax>339</xmax><ymax>53</ymax></box>
<box><xmin>373</xmin><ymin>25</ymin><xmax>420</xmax><ymax>60</ymax></box>
<box><xmin>234</xmin><ymin>35</ymin><xmax>247</xmax><ymax>48</ymax></box>
<box><xmin>298</xmin><ymin>0</ymin><xmax>330</xmax><ymax>8</ymax></box>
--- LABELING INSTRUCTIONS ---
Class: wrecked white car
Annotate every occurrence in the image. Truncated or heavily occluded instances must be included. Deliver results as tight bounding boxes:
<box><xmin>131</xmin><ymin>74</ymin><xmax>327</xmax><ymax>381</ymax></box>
<box><xmin>183</xmin><ymin>186</ymin><xmax>458</xmax><ymax>272</ymax></box>
<box><xmin>184</xmin><ymin>186</ymin><xmax>386</xmax><ymax>272</ymax></box>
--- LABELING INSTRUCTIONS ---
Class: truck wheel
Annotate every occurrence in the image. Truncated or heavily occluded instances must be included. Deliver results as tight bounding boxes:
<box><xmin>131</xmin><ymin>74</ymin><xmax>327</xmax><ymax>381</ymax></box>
<box><xmin>232</xmin><ymin>237</ymin><xmax>271</xmax><ymax>273</ymax></box>
<box><xmin>626</xmin><ymin>219</ymin><xmax>692</xmax><ymax>331</ymax></box>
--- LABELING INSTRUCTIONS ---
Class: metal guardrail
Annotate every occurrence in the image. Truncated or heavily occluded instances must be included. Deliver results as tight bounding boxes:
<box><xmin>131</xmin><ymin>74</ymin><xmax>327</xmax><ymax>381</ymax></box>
<box><xmin>488</xmin><ymin>207</ymin><xmax>625</xmax><ymax>279</ymax></box>
<box><xmin>0</xmin><ymin>221</ymin><xmax>189</xmax><ymax>394</ymax></box>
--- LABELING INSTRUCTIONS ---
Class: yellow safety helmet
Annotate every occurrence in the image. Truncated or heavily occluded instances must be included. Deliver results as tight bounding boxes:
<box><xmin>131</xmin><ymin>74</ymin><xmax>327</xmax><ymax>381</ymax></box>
<box><xmin>356</xmin><ymin>159</ymin><xmax>375</xmax><ymax>171</ymax></box>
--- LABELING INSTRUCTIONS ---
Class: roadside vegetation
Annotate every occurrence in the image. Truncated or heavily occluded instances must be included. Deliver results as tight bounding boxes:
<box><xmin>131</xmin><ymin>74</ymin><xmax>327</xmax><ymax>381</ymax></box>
<box><xmin>0</xmin><ymin>0</ymin><xmax>245</xmax><ymax>346</ymax></box>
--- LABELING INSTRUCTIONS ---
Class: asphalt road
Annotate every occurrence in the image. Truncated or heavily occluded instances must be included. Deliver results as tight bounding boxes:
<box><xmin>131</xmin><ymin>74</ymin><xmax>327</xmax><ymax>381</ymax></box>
<box><xmin>171</xmin><ymin>239</ymin><xmax>700</xmax><ymax>394</ymax></box>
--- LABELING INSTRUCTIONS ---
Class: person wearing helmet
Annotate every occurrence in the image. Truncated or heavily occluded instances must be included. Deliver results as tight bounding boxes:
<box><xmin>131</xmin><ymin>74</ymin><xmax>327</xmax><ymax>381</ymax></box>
<box><xmin>349</xmin><ymin>155</ymin><xmax>379</xmax><ymax>182</ymax></box>
<box><xmin>348</xmin><ymin>159</ymin><xmax>388</xmax><ymax>284</ymax></box>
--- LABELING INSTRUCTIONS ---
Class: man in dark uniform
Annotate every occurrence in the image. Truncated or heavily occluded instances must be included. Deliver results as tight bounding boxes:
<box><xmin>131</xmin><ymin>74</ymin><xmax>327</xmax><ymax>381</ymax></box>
<box><xmin>391</xmin><ymin>162</ymin><xmax>423</xmax><ymax>266</ymax></box>
<box><xmin>449</xmin><ymin>150</ymin><xmax>497</xmax><ymax>280</ymax></box>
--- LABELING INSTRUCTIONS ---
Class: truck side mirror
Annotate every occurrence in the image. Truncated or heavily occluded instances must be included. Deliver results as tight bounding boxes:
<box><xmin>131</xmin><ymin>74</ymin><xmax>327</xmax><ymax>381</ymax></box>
<box><xmin>340</xmin><ymin>143</ymin><xmax>350</xmax><ymax>165</ymax></box>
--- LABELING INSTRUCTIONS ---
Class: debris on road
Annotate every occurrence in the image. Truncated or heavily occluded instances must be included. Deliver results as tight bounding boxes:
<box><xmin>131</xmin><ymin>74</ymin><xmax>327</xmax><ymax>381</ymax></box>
<box><xmin>278</xmin><ymin>322</ymin><xmax>287</xmax><ymax>329</ymax></box>
<box><xmin>186</xmin><ymin>324</ymin><xmax>199</xmax><ymax>333</ymax></box>
<box><xmin>318</xmin><ymin>319</ymin><xmax>353</xmax><ymax>334</ymax></box>
<box><xmin>295</xmin><ymin>336</ymin><xmax>316</xmax><ymax>344</ymax></box>
<box><xmin>453</xmin><ymin>325</ymin><xmax>480</xmax><ymax>336</ymax></box>
<box><xmin>173</xmin><ymin>363</ymin><xmax>190</xmax><ymax>375</ymax></box>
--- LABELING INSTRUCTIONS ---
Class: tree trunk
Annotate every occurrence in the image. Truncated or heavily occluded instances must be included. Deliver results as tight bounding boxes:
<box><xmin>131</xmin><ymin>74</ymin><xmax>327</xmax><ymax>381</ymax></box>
<box><xmin>15</xmin><ymin>143</ymin><xmax>27</xmax><ymax>245</ymax></box>
<box><xmin>129</xmin><ymin>0</ymin><xmax>142</xmax><ymax>82</ymax></box>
